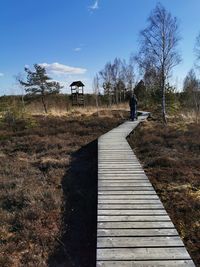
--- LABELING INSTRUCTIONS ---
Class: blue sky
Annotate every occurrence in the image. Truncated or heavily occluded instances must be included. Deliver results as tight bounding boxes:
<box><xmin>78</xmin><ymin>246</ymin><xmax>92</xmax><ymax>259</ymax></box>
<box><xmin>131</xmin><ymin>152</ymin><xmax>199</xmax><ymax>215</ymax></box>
<box><xmin>0</xmin><ymin>0</ymin><xmax>200</xmax><ymax>95</ymax></box>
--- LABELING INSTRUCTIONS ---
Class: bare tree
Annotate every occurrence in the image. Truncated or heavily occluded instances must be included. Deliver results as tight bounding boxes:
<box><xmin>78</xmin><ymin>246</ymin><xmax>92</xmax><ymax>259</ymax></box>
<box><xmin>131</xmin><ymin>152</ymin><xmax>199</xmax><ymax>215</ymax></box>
<box><xmin>137</xmin><ymin>3</ymin><xmax>181</xmax><ymax>123</ymax></box>
<box><xmin>183</xmin><ymin>69</ymin><xmax>200</xmax><ymax>123</ymax></box>
<box><xmin>123</xmin><ymin>56</ymin><xmax>135</xmax><ymax>97</ymax></box>
<box><xmin>99</xmin><ymin>62</ymin><xmax>113</xmax><ymax>107</ymax></box>
<box><xmin>195</xmin><ymin>32</ymin><xmax>200</xmax><ymax>69</ymax></box>
<box><xmin>93</xmin><ymin>74</ymin><xmax>100</xmax><ymax>116</ymax></box>
<box><xmin>99</xmin><ymin>57</ymin><xmax>135</xmax><ymax>105</ymax></box>
<box><xmin>112</xmin><ymin>58</ymin><xmax>121</xmax><ymax>105</ymax></box>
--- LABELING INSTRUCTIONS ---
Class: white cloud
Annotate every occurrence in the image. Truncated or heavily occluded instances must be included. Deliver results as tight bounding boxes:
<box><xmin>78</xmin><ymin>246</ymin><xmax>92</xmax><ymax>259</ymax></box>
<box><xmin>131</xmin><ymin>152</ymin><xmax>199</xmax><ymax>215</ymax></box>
<box><xmin>39</xmin><ymin>62</ymin><xmax>87</xmax><ymax>75</ymax></box>
<box><xmin>74</xmin><ymin>47</ymin><xmax>82</xmax><ymax>52</ymax></box>
<box><xmin>89</xmin><ymin>0</ymin><xmax>99</xmax><ymax>10</ymax></box>
<box><xmin>0</xmin><ymin>73</ymin><xmax>4</xmax><ymax>77</ymax></box>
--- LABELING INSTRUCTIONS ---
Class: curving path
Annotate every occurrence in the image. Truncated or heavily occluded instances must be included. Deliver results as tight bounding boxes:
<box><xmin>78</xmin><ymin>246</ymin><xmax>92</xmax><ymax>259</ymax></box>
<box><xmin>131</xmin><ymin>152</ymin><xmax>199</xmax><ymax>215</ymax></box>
<box><xmin>96</xmin><ymin>113</ymin><xmax>195</xmax><ymax>267</ymax></box>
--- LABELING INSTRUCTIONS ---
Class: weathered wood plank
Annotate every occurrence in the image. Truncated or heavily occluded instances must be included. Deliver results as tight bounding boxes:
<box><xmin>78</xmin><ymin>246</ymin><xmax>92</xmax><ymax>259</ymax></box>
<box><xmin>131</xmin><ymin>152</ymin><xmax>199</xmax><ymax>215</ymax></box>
<box><xmin>98</xmin><ymin>195</ymin><xmax>159</xmax><ymax>199</ymax></box>
<box><xmin>97</xmin><ymin>236</ymin><xmax>183</xmax><ymax>248</ymax></box>
<box><xmin>98</xmin><ymin>187</ymin><xmax>154</xmax><ymax>191</ymax></box>
<box><xmin>97</xmin><ymin>247</ymin><xmax>191</xmax><ymax>261</ymax></box>
<box><xmin>97</xmin><ymin>221</ymin><xmax>175</xmax><ymax>229</ymax></box>
<box><xmin>98</xmin><ymin>174</ymin><xmax>147</xmax><ymax>176</ymax></box>
<box><xmin>98</xmin><ymin>215</ymin><xmax>170</xmax><ymax>222</ymax></box>
<box><xmin>99</xmin><ymin>167</ymin><xmax>143</xmax><ymax>169</ymax></box>
<box><xmin>98</xmin><ymin>176</ymin><xmax>148</xmax><ymax>180</ymax></box>
<box><xmin>97</xmin><ymin>228</ymin><xmax>178</xmax><ymax>236</ymax></box>
<box><xmin>98</xmin><ymin>182</ymin><xmax>151</xmax><ymax>187</ymax></box>
<box><xmin>96</xmin><ymin>260</ymin><xmax>195</xmax><ymax>267</ymax></box>
<box><xmin>98</xmin><ymin>199</ymin><xmax>161</xmax><ymax>204</ymax></box>
<box><xmin>98</xmin><ymin>204</ymin><xmax>163</xmax><ymax>209</ymax></box>
<box><xmin>99</xmin><ymin>171</ymin><xmax>145</xmax><ymax>173</ymax></box>
<box><xmin>98</xmin><ymin>181</ymin><xmax>152</xmax><ymax>184</ymax></box>
<box><xmin>98</xmin><ymin>209</ymin><xmax>167</xmax><ymax>215</ymax></box>
<box><xmin>98</xmin><ymin>191</ymin><xmax>156</xmax><ymax>195</ymax></box>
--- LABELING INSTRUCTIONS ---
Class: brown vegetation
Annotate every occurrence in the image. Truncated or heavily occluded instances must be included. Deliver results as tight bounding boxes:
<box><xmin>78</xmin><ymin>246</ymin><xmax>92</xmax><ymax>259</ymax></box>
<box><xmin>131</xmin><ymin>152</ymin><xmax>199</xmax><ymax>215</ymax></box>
<box><xmin>128</xmin><ymin>115</ymin><xmax>200</xmax><ymax>267</ymax></box>
<box><xmin>0</xmin><ymin>109</ymin><xmax>128</xmax><ymax>267</ymax></box>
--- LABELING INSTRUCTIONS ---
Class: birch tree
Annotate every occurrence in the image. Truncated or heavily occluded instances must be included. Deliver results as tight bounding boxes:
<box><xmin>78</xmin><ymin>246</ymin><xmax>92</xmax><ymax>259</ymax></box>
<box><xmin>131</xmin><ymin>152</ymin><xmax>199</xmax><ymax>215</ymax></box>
<box><xmin>93</xmin><ymin>74</ymin><xmax>100</xmax><ymax>116</ymax></box>
<box><xmin>137</xmin><ymin>3</ymin><xmax>181</xmax><ymax>123</ymax></box>
<box><xmin>183</xmin><ymin>69</ymin><xmax>200</xmax><ymax>123</ymax></box>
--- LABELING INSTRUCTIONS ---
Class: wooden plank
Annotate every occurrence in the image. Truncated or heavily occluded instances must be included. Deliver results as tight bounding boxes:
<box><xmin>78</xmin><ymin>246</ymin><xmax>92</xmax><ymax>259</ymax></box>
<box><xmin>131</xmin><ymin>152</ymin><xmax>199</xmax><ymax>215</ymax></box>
<box><xmin>99</xmin><ymin>162</ymin><xmax>141</xmax><ymax>163</ymax></box>
<box><xmin>98</xmin><ymin>210</ymin><xmax>167</xmax><ymax>216</ymax></box>
<box><xmin>98</xmin><ymin>199</ymin><xmax>161</xmax><ymax>204</ymax></box>
<box><xmin>98</xmin><ymin>182</ymin><xmax>151</xmax><ymax>187</ymax></box>
<box><xmin>97</xmin><ymin>247</ymin><xmax>191</xmax><ymax>261</ymax></box>
<box><xmin>97</xmin><ymin>228</ymin><xmax>178</xmax><ymax>237</ymax></box>
<box><xmin>98</xmin><ymin>190</ymin><xmax>156</xmax><ymax>196</ymax></box>
<box><xmin>98</xmin><ymin>163</ymin><xmax>142</xmax><ymax>165</ymax></box>
<box><xmin>98</xmin><ymin>204</ymin><xmax>163</xmax><ymax>209</ymax></box>
<box><xmin>98</xmin><ymin>173</ymin><xmax>147</xmax><ymax>175</ymax></box>
<box><xmin>99</xmin><ymin>167</ymin><xmax>143</xmax><ymax>169</ymax></box>
<box><xmin>98</xmin><ymin>174</ymin><xmax>146</xmax><ymax>176</ymax></box>
<box><xmin>98</xmin><ymin>178</ymin><xmax>148</xmax><ymax>181</ymax></box>
<box><xmin>99</xmin><ymin>164</ymin><xmax>142</xmax><ymax>166</ymax></box>
<box><xmin>98</xmin><ymin>187</ymin><xmax>154</xmax><ymax>191</ymax></box>
<box><xmin>98</xmin><ymin>180</ymin><xmax>149</xmax><ymax>182</ymax></box>
<box><xmin>99</xmin><ymin>171</ymin><xmax>145</xmax><ymax>173</ymax></box>
<box><xmin>99</xmin><ymin>165</ymin><xmax>142</xmax><ymax>167</ymax></box>
<box><xmin>98</xmin><ymin>162</ymin><xmax>139</xmax><ymax>164</ymax></box>
<box><xmin>97</xmin><ymin>236</ymin><xmax>183</xmax><ymax>248</ymax></box>
<box><xmin>98</xmin><ymin>180</ymin><xmax>151</xmax><ymax>183</ymax></box>
<box><xmin>98</xmin><ymin>177</ymin><xmax>148</xmax><ymax>180</ymax></box>
<box><xmin>97</xmin><ymin>221</ymin><xmax>175</xmax><ymax>229</ymax></box>
<box><xmin>98</xmin><ymin>195</ymin><xmax>159</xmax><ymax>199</ymax></box>
<box><xmin>97</xmin><ymin>260</ymin><xmax>195</xmax><ymax>267</ymax></box>
<box><xmin>98</xmin><ymin>215</ymin><xmax>170</xmax><ymax>222</ymax></box>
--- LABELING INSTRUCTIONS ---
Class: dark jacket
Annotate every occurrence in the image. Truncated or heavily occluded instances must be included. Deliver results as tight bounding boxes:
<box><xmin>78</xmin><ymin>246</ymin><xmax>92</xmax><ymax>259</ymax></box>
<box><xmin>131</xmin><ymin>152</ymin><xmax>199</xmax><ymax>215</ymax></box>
<box><xmin>129</xmin><ymin>95</ymin><xmax>138</xmax><ymax>109</ymax></box>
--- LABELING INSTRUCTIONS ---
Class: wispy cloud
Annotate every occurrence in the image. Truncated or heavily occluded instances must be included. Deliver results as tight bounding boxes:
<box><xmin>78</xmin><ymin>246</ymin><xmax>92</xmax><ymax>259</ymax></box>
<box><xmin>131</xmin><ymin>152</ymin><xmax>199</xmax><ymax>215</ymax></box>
<box><xmin>74</xmin><ymin>47</ymin><xmax>82</xmax><ymax>52</ymax></box>
<box><xmin>0</xmin><ymin>72</ymin><xmax>4</xmax><ymax>77</ymax></box>
<box><xmin>89</xmin><ymin>0</ymin><xmax>99</xmax><ymax>11</ymax></box>
<box><xmin>39</xmin><ymin>62</ymin><xmax>87</xmax><ymax>75</ymax></box>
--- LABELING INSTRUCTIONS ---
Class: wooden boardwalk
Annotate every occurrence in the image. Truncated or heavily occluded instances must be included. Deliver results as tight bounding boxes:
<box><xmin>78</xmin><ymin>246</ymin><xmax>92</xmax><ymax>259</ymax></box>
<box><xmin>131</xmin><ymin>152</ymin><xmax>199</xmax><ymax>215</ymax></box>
<box><xmin>96</xmin><ymin>113</ymin><xmax>195</xmax><ymax>267</ymax></box>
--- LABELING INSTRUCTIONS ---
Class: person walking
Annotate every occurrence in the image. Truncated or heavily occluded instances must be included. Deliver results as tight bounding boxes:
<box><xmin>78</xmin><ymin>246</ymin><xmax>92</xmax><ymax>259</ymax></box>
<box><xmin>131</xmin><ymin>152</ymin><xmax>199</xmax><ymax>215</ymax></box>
<box><xmin>129</xmin><ymin>94</ymin><xmax>138</xmax><ymax>121</ymax></box>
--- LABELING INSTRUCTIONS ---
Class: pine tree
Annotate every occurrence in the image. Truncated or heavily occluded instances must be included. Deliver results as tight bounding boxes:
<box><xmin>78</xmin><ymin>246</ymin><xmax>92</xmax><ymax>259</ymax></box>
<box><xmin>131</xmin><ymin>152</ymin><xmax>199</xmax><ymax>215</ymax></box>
<box><xmin>19</xmin><ymin>64</ymin><xmax>62</xmax><ymax>113</ymax></box>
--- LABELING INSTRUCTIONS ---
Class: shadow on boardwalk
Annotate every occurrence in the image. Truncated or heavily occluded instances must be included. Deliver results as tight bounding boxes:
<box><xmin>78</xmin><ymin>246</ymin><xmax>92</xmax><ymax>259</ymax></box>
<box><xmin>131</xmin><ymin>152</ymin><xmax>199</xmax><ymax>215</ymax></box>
<box><xmin>48</xmin><ymin>140</ymin><xmax>98</xmax><ymax>267</ymax></box>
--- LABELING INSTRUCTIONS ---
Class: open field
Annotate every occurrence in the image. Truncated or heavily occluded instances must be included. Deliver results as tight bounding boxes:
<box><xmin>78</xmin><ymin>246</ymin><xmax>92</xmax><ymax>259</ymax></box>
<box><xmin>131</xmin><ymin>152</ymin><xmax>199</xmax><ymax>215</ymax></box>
<box><xmin>0</xmin><ymin>108</ymin><xmax>129</xmax><ymax>267</ymax></box>
<box><xmin>128</xmin><ymin>114</ymin><xmax>200</xmax><ymax>267</ymax></box>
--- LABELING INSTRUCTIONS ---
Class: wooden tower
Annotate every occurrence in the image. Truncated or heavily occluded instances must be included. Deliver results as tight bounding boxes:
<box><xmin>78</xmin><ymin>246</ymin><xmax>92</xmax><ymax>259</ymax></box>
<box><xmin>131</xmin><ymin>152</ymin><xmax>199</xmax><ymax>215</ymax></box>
<box><xmin>70</xmin><ymin>81</ymin><xmax>85</xmax><ymax>106</ymax></box>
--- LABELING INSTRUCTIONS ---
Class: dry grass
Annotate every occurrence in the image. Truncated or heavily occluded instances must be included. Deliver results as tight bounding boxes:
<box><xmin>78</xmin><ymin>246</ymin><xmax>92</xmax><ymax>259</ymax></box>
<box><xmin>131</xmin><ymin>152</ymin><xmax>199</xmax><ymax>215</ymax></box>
<box><xmin>0</xmin><ymin>109</ymin><xmax>129</xmax><ymax>267</ymax></box>
<box><xmin>28</xmin><ymin>103</ymin><xmax>129</xmax><ymax>117</ymax></box>
<box><xmin>128</xmin><ymin>114</ymin><xmax>200</xmax><ymax>267</ymax></box>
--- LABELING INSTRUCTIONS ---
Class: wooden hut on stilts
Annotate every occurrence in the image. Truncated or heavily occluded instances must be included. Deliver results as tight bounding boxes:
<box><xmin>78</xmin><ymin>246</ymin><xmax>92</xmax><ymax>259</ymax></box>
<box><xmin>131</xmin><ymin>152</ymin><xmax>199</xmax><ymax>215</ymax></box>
<box><xmin>70</xmin><ymin>81</ymin><xmax>85</xmax><ymax>106</ymax></box>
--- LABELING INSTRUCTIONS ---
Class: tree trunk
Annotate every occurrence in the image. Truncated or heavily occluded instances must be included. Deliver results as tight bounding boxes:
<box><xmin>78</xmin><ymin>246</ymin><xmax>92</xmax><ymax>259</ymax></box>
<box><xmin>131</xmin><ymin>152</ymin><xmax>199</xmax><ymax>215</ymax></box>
<box><xmin>162</xmin><ymin>87</ymin><xmax>167</xmax><ymax>124</ymax></box>
<box><xmin>161</xmin><ymin>69</ymin><xmax>167</xmax><ymax>124</ymax></box>
<box><xmin>41</xmin><ymin>96</ymin><xmax>48</xmax><ymax>113</ymax></box>
<box><xmin>95</xmin><ymin>93</ymin><xmax>99</xmax><ymax>117</ymax></box>
<box><xmin>109</xmin><ymin>88</ymin><xmax>112</xmax><ymax>108</ymax></box>
<box><xmin>115</xmin><ymin>87</ymin><xmax>118</xmax><ymax>105</ymax></box>
<box><xmin>21</xmin><ymin>94</ymin><xmax>25</xmax><ymax>112</ymax></box>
